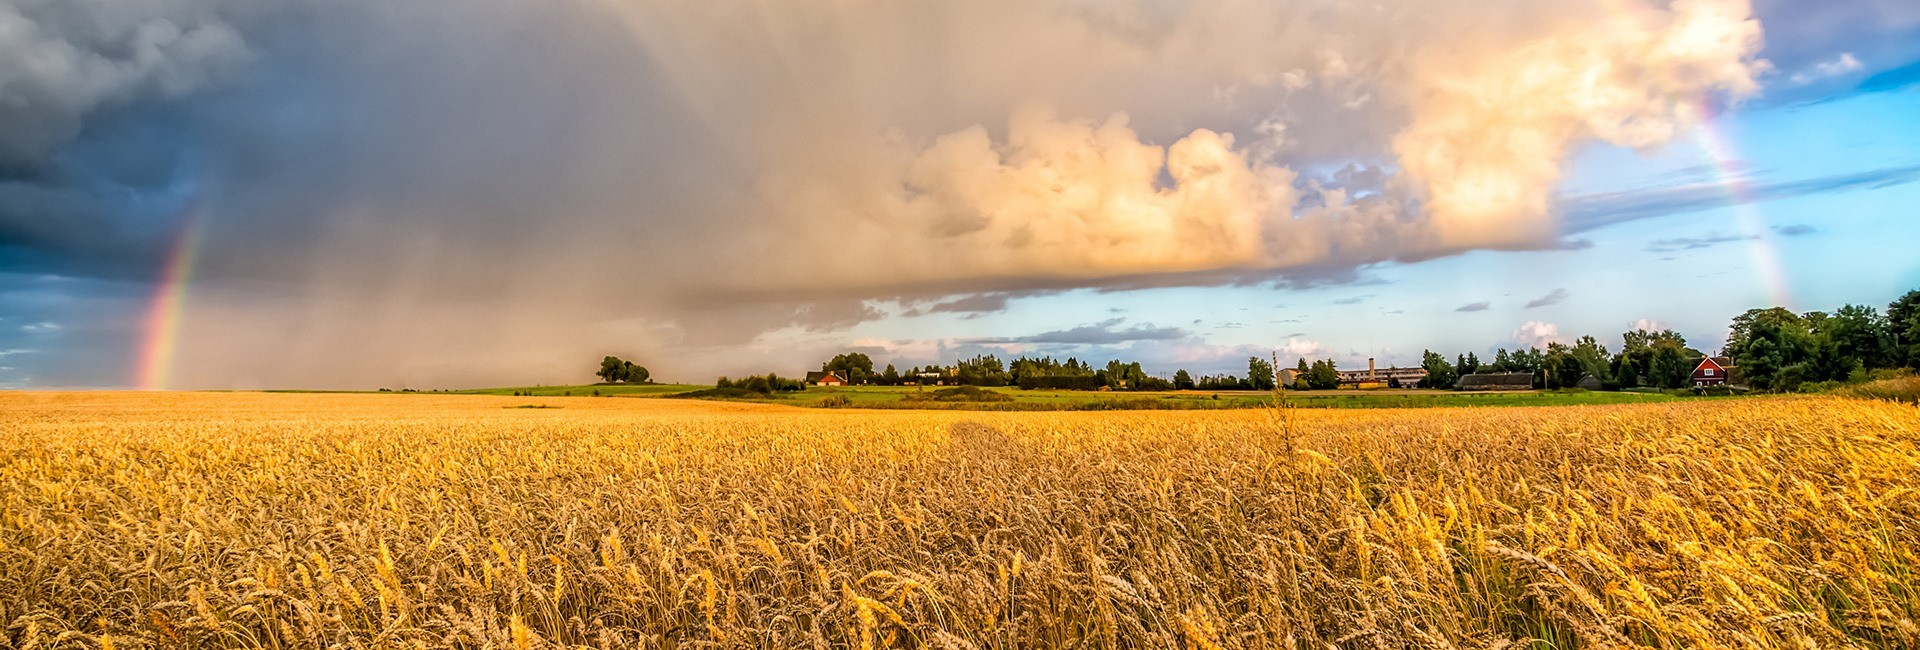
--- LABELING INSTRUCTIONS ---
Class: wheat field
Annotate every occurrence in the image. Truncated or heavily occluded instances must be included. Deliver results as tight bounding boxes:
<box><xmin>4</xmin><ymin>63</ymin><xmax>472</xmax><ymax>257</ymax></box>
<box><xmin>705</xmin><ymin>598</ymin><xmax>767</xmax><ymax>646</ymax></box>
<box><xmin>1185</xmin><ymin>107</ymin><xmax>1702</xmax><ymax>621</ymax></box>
<box><xmin>2</xmin><ymin>392</ymin><xmax>1916</xmax><ymax>649</ymax></box>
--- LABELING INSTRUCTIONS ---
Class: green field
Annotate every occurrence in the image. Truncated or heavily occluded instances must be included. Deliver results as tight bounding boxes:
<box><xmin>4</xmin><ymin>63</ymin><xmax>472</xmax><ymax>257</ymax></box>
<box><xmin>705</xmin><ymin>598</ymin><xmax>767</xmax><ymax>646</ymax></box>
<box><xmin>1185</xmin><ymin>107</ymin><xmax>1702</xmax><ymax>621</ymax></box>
<box><xmin>429</xmin><ymin>383</ymin><xmax>1691</xmax><ymax>410</ymax></box>
<box><xmin>445</xmin><ymin>383</ymin><xmax>709</xmax><ymax>397</ymax></box>
<box><xmin>772</xmin><ymin>385</ymin><xmax>1686</xmax><ymax>409</ymax></box>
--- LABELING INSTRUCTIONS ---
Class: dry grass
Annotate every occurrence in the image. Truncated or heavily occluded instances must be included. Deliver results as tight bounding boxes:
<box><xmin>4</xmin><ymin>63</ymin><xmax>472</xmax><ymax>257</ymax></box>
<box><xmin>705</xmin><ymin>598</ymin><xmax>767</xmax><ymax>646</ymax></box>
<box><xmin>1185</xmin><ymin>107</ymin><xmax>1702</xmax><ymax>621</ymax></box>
<box><xmin>2</xmin><ymin>391</ymin><xmax>1917</xmax><ymax>649</ymax></box>
<box><xmin>1840</xmin><ymin>374</ymin><xmax>1920</xmax><ymax>404</ymax></box>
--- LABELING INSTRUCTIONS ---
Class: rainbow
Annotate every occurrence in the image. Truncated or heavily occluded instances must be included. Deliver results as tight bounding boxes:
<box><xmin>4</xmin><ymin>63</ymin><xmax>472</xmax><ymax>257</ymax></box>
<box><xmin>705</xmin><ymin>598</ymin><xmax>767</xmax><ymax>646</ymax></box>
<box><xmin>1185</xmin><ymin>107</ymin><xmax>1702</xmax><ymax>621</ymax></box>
<box><xmin>1687</xmin><ymin>99</ymin><xmax>1794</xmax><ymax>310</ymax></box>
<box><xmin>134</xmin><ymin>200</ymin><xmax>204</xmax><ymax>391</ymax></box>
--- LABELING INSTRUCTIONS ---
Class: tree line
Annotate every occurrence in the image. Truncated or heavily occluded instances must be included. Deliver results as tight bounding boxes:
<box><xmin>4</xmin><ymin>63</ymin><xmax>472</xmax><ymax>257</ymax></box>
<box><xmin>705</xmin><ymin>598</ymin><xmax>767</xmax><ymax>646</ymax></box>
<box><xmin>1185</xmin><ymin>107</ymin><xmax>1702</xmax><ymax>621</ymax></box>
<box><xmin>1414</xmin><ymin>289</ymin><xmax>1920</xmax><ymax>391</ymax></box>
<box><xmin>600</xmin><ymin>288</ymin><xmax>1920</xmax><ymax>394</ymax></box>
<box><xmin>800</xmin><ymin>352</ymin><xmax>1292</xmax><ymax>392</ymax></box>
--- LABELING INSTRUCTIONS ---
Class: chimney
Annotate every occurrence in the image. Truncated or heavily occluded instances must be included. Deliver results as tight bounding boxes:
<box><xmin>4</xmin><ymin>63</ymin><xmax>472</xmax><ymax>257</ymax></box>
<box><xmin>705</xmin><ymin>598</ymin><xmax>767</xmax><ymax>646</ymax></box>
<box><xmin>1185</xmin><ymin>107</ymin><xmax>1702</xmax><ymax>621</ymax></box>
<box><xmin>1369</xmin><ymin>357</ymin><xmax>1376</xmax><ymax>382</ymax></box>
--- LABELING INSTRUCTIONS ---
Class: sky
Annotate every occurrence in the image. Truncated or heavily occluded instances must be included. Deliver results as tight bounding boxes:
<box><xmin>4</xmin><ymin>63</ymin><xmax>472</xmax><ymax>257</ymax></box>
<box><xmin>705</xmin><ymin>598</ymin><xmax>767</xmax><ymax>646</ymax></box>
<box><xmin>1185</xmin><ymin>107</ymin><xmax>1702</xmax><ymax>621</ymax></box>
<box><xmin>1</xmin><ymin>0</ymin><xmax>1917</xmax><ymax>389</ymax></box>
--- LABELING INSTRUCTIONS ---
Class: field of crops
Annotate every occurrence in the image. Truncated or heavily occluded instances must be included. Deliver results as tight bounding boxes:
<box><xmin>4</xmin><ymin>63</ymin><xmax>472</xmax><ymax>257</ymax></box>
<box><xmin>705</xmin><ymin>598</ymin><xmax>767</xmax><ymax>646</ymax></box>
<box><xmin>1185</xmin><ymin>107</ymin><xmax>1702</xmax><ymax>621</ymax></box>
<box><xmin>3</xmin><ymin>392</ymin><xmax>1917</xmax><ymax>649</ymax></box>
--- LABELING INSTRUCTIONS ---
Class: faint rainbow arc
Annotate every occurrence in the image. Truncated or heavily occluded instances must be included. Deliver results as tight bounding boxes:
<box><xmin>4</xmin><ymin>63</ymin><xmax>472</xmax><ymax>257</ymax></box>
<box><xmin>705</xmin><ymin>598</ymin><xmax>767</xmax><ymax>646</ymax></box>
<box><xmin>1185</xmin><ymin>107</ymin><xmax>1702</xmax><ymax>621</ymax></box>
<box><xmin>1687</xmin><ymin>100</ymin><xmax>1794</xmax><ymax>310</ymax></box>
<box><xmin>135</xmin><ymin>199</ymin><xmax>205</xmax><ymax>391</ymax></box>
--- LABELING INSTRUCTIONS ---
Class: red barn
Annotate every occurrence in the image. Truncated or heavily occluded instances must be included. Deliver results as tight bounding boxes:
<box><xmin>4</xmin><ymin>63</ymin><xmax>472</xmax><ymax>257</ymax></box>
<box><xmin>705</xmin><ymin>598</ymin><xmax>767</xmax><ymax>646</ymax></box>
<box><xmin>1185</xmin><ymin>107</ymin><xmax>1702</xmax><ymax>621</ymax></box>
<box><xmin>806</xmin><ymin>371</ymin><xmax>847</xmax><ymax>387</ymax></box>
<box><xmin>1691</xmin><ymin>357</ymin><xmax>1730</xmax><ymax>387</ymax></box>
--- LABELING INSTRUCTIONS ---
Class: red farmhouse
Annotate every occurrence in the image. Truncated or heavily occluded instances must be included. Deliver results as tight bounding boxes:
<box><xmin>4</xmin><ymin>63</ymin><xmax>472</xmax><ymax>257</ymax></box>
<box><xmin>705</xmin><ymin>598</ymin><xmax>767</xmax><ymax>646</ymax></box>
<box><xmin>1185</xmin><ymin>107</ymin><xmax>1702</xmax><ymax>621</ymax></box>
<box><xmin>1691</xmin><ymin>357</ymin><xmax>1729</xmax><ymax>387</ymax></box>
<box><xmin>806</xmin><ymin>371</ymin><xmax>847</xmax><ymax>387</ymax></box>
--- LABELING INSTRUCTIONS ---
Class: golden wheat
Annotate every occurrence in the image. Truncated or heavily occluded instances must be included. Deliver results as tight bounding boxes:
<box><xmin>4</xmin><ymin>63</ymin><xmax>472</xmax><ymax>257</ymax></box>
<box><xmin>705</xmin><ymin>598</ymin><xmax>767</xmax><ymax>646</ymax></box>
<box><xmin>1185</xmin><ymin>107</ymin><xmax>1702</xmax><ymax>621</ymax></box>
<box><xmin>1</xmin><ymin>391</ymin><xmax>1916</xmax><ymax>648</ymax></box>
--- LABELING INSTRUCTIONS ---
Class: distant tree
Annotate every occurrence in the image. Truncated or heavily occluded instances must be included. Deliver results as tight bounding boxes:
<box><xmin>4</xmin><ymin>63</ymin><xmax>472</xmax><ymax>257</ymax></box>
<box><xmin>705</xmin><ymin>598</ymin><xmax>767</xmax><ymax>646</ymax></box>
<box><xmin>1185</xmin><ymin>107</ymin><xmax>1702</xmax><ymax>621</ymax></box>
<box><xmin>1647</xmin><ymin>341</ymin><xmax>1693</xmax><ymax>389</ymax></box>
<box><xmin>1725</xmin><ymin>307</ymin><xmax>1819</xmax><ymax>390</ymax></box>
<box><xmin>1173</xmin><ymin>369</ymin><xmax>1195</xmax><ymax>390</ymax></box>
<box><xmin>1492</xmin><ymin>348</ymin><xmax>1514</xmax><ymax>372</ymax></box>
<box><xmin>1571</xmin><ymin>335</ymin><xmax>1610</xmax><ymax>382</ymax></box>
<box><xmin>1506</xmin><ymin>347</ymin><xmax>1547</xmax><ymax>388</ymax></box>
<box><xmin>1306</xmin><ymin>359</ymin><xmax>1340</xmax><ymax>390</ymax></box>
<box><xmin>824</xmin><ymin>353</ymin><xmax>876</xmax><ymax>384</ymax></box>
<box><xmin>1248</xmin><ymin>356</ymin><xmax>1276</xmax><ymax>391</ymax></box>
<box><xmin>1826</xmin><ymin>304</ymin><xmax>1892</xmax><ymax>370</ymax></box>
<box><xmin>881</xmin><ymin>364</ymin><xmax>900</xmax><ymax>386</ymax></box>
<box><xmin>740</xmin><ymin>375</ymin><xmax>772</xmax><ymax>394</ymax></box>
<box><xmin>1885</xmin><ymin>290</ymin><xmax>1920</xmax><ymax>369</ymax></box>
<box><xmin>597</xmin><ymin>356</ymin><xmax>629</xmax><ymax>383</ymax></box>
<box><xmin>1456</xmin><ymin>352</ymin><xmax>1481</xmax><ymax>376</ymax></box>
<box><xmin>1615</xmin><ymin>363</ymin><xmax>1640</xmax><ymax>389</ymax></box>
<box><xmin>622</xmin><ymin>361</ymin><xmax>650</xmax><ymax>384</ymax></box>
<box><xmin>1420</xmin><ymin>350</ymin><xmax>1457</xmax><ymax>389</ymax></box>
<box><xmin>1542</xmin><ymin>344</ymin><xmax>1585</xmax><ymax>389</ymax></box>
<box><xmin>954</xmin><ymin>354</ymin><xmax>1010</xmax><ymax>386</ymax></box>
<box><xmin>1134</xmin><ymin>374</ymin><xmax>1174</xmax><ymax>391</ymax></box>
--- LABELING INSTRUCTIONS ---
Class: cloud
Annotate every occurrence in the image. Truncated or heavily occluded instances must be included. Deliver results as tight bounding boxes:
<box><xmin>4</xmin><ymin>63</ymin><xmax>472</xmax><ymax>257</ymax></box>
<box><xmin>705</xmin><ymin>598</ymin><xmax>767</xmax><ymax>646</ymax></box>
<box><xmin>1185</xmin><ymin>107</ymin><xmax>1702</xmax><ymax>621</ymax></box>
<box><xmin>1333</xmin><ymin>296</ymin><xmax>1368</xmax><ymax>305</ymax></box>
<box><xmin>900</xmin><ymin>291</ymin><xmax>1051</xmax><ymax>318</ymax></box>
<box><xmin>0</xmin><ymin>0</ymin><xmax>1774</xmax><ymax>387</ymax></box>
<box><xmin>0</xmin><ymin>1</ymin><xmax>251</xmax><ymax>166</ymax></box>
<box><xmin>1277</xmin><ymin>337</ymin><xmax>1324</xmax><ymax>359</ymax></box>
<box><xmin>1562</xmin><ymin>164</ymin><xmax>1920</xmax><ymax>232</ymax></box>
<box><xmin>1455</xmin><ymin>301</ymin><xmax>1492</xmax><ymax>312</ymax></box>
<box><xmin>1646</xmin><ymin>233</ymin><xmax>1757</xmax><ymax>252</ymax></box>
<box><xmin>1511</xmin><ymin>320</ymin><xmax>1566</xmax><ymax>348</ymax></box>
<box><xmin>1773</xmin><ymin>223</ymin><xmax>1816</xmax><ymax>236</ymax></box>
<box><xmin>1744</xmin><ymin>2</ymin><xmax>1920</xmax><ymax>102</ymax></box>
<box><xmin>19</xmin><ymin>321</ymin><xmax>62</xmax><ymax>333</ymax></box>
<box><xmin>1786</xmin><ymin>52</ymin><xmax>1863</xmax><ymax>86</ymax></box>
<box><xmin>968</xmin><ymin>318</ymin><xmax>1187</xmax><ymax>345</ymax></box>
<box><xmin>1628</xmin><ymin>318</ymin><xmax>1670</xmax><ymax>332</ymax></box>
<box><xmin>1524</xmin><ymin>288</ymin><xmax>1569</xmax><ymax>309</ymax></box>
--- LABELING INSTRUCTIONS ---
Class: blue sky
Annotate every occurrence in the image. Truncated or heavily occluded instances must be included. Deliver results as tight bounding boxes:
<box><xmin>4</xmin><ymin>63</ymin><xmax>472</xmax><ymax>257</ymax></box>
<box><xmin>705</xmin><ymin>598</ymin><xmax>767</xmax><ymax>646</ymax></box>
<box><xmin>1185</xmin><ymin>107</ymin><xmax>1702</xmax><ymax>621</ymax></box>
<box><xmin>1</xmin><ymin>0</ymin><xmax>1917</xmax><ymax>388</ymax></box>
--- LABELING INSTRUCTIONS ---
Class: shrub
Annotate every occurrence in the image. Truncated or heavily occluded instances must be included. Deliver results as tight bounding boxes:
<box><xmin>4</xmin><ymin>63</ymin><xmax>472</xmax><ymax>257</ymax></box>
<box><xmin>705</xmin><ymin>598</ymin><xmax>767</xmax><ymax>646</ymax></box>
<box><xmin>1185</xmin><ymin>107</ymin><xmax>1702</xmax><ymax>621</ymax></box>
<box><xmin>737</xmin><ymin>376</ymin><xmax>772</xmax><ymax>394</ymax></box>
<box><xmin>679</xmin><ymin>387</ymin><xmax>775</xmax><ymax>400</ymax></box>
<box><xmin>902</xmin><ymin>386</ymin><xmax>1014</xmax><ymax>403</ymax></box>
<box><xmin>1016</xmin><ymin>375</ymin><xmax>1103</xmax><ymax>391</ymax></box>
